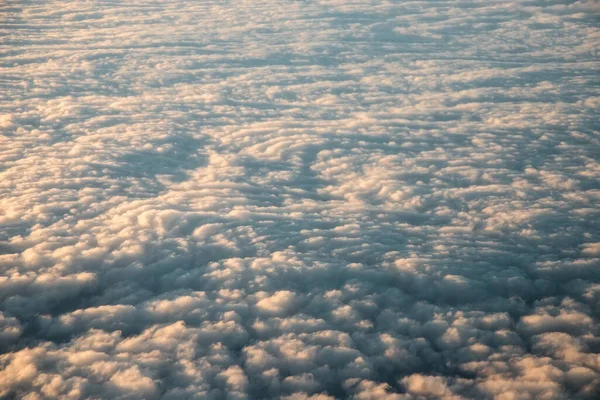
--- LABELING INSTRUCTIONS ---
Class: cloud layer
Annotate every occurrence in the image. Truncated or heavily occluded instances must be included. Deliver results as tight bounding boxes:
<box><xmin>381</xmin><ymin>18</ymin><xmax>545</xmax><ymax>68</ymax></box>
<box><xmin>1</xmin><ymin>0</ymin><xmax>599</xmax><ymax>398</ymax></box>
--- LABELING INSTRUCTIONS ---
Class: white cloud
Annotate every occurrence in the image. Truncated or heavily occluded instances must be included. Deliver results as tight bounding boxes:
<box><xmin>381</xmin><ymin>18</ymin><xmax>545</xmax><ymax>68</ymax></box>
<box><xmin>1</xmin><ymin>0</ymin><xmax>599</xmax><ymax>398</ymax></box>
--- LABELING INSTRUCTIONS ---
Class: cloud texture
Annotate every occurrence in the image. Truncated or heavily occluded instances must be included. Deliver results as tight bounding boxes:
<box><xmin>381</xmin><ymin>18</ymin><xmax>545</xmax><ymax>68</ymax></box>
<box><xmin>1</xmin><ymin>0</ymin><xmax>600</xmax><ymax>398</ymax></box>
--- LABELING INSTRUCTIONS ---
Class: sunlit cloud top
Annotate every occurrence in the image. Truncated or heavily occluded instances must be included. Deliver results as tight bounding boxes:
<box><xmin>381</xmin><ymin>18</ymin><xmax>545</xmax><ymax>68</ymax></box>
<box><xmin>1</xmin><ymin>0</ymin><xmax>600</xmax><ymax>399</ymax></box>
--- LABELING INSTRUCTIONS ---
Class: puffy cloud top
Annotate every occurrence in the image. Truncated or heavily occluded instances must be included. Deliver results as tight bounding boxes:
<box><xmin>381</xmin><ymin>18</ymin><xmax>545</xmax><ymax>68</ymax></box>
<box><xmin>1</xmin><ymin>0</ymin><xmax>599</xmax><ymax>399</ymax></box>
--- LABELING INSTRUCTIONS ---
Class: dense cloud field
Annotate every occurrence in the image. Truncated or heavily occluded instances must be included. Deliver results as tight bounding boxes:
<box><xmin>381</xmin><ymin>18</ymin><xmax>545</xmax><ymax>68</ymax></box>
<box><xmin>1</xmin><ymin>0</ymin><xmax>600</xmax><ymax>398</ymax></box>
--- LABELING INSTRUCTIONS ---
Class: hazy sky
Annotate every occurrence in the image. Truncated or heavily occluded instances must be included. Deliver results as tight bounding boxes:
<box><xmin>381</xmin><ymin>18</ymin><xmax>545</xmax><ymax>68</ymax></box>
<box><xmin>1</xmin><ymin>0</ymin><xmax>599</xmax><ymax>399</ymax></box>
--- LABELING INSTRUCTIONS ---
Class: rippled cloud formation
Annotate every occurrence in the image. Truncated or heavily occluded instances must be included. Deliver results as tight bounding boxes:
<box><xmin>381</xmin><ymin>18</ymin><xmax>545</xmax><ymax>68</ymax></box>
<box><xmin>1</xmin><ymin>0</ymin><xmax>600</xmax><ymax>398</ymax></box>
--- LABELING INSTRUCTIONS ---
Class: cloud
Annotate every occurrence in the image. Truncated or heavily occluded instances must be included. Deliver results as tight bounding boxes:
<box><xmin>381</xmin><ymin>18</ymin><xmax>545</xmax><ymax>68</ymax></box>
<box><xmin>1</xmin><ymin>0</ymin><xmax>599</xmax><ymax>398</ymax></box>
<box><xmin>256</xmin><ymin>291</ymin><xmax>301</xmax><ymax>317</ymax></box>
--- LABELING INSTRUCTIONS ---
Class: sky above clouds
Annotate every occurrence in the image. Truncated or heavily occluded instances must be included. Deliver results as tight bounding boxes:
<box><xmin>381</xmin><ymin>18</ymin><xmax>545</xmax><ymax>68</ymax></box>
<box><xmin>1</xmin><ymin>0</ymin><xmax>600</xmax><ymax>398</ymax></box>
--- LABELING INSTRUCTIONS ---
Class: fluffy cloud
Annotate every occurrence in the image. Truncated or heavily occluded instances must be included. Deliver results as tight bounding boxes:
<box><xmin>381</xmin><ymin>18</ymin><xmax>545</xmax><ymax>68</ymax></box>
<box><xmin>1</xmin><ymin>0</ymin><xmax>599</xmax><ymax>398</ymax></box>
